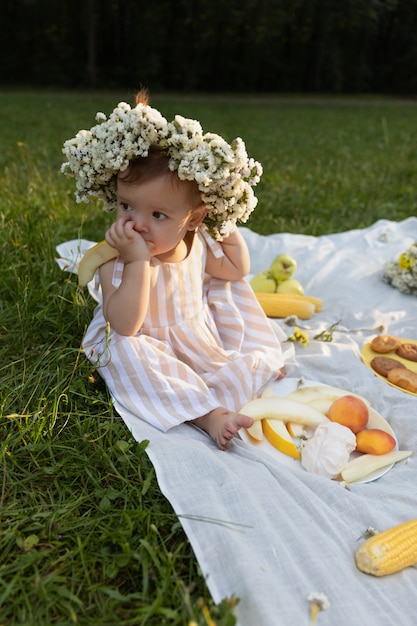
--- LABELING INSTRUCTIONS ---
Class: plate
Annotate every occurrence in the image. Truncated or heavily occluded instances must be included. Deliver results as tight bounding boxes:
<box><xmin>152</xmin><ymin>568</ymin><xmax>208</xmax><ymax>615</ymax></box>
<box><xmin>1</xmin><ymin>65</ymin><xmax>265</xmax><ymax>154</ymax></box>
<box><xmin>361</xmin><ymin>338</ymin><xmax>417</xmax><ymax>397</ymax></box>
<box><xmin>239</xmin><ymin>378</ymin><xmax>398</xmax><ymax>484</ymax></box>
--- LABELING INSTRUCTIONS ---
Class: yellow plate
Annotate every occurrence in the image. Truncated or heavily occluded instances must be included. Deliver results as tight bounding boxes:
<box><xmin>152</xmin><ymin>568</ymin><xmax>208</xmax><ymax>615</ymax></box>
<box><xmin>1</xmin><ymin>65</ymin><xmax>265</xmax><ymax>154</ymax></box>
<box><xmin>239</xmin><ymin>378</ymin><xmax>398</xmax><ymax>484</ymax></box>
<box><xmin>361</xmin><ymin>338</ymin><xmax>417</xmax><ymax>397</ymax></box>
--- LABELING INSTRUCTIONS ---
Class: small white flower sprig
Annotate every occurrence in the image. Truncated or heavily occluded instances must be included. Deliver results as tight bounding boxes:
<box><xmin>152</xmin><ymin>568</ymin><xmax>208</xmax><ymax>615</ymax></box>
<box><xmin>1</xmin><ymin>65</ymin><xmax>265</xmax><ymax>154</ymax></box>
<box><xmin>307</xmin><ymin>592</ymin><xmax>330</xmax><ymax>624</ymax></box>
<box><xmin>383</xmin><ymin>242</ymin><xmax>417</xmax><ymax>296</ymax></box>
<box><xmin>61</xmin><ymin>101</ymin><xmax>263</xmax><ymax>241</ymax></box>
<box><xmin>283</xmin><ymin>316</ymin><xmax>385</xmax><ymax>344</ymax></box>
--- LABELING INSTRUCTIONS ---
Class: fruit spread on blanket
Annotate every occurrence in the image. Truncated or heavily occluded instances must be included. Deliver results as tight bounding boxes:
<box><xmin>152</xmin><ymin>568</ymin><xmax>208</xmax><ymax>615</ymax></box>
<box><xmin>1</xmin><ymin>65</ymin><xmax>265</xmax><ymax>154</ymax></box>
<box><xmin>240</xmin><ymin>383</ymin><xmax>412</xmax><ymax>483</ymax></box>
<box><xmin>361</xmin><ymin>334</ymin><xmax>417</xmax><ymax>396</ymax></box>
<box><xmin>249</xmin><ymin>253</ymin><xmax>323</xmax><ymax>320</ymax></box>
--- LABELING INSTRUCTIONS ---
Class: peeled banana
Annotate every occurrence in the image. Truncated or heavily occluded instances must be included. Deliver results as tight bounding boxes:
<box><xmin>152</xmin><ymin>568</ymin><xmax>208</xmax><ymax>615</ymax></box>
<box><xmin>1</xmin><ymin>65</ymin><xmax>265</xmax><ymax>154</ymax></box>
<box><xmin>78</xmin><ymin>240</ymin><xmax>118</xmax><ymax>287</ymax></box>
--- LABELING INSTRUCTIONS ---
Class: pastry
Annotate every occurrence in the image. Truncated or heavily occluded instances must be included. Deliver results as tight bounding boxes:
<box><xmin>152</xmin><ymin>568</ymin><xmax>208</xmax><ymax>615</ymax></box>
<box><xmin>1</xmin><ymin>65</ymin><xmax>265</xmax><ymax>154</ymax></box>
<box><xmin>370</xmin><ymin>334</ymin><xmax>402</xmax><ymax>354</ymax></box>
<box><xmin>387</xmin><ymin>368</ymin><xmax>417</xmax><ymax>393</ymax></box>
<box><xmin>396</xmin><ymin>342</ymin><xmax>417</xmax><ymax>363</ymax></box>
<box><xmin>370</xmin><ymin>356</ymin><xmax>406</xmax><ymax>377</ymax></box>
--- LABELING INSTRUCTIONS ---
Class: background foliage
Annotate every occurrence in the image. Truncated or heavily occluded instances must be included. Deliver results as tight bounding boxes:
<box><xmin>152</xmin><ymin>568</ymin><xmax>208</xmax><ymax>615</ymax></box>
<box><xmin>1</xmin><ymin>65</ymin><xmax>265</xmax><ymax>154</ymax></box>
<box><xmin>2</xmin><ymin>0</ymin><xmax>417</xmax><ymax>94</ymax></box>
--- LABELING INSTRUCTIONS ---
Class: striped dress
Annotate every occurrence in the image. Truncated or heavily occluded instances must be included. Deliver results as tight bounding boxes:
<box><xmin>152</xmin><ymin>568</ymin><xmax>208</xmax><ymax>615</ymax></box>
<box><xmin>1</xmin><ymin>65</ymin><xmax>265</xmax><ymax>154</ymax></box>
<box><xmin>82</xmin><ymin>227</ymin><xmax>285</xmax><ymax>431</ymax></box>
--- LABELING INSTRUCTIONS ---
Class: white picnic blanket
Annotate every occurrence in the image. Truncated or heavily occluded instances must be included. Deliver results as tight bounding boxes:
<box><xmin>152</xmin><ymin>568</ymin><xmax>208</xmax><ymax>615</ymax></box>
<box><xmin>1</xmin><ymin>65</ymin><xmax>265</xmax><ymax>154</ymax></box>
<box><xmin>56</xmin><ymin>217</ymin><xmax>417</xmax><ymax>626</ymax></box>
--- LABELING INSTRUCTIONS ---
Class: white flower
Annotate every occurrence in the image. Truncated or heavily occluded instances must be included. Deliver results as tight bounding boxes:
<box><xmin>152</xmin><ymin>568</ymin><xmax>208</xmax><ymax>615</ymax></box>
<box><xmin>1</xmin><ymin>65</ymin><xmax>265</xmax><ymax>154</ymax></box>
<box><xmin>61</xmin><ymin>100</ymin><xmax>262</xmax><ymax>240</ymax></box>
<box><xmin>307</xmin><ymin>592</ymin><xmax>330</xmax><ymax>624</ymax></box>
<box><xmin>307</xmin><ymin>592</ymin><xmax>330</xmax><ymax>610</ymax></box>
<box><xmin>383</xmin><ymin>243</ymin><xmax>417</xmax><ymax>296</ymax></box>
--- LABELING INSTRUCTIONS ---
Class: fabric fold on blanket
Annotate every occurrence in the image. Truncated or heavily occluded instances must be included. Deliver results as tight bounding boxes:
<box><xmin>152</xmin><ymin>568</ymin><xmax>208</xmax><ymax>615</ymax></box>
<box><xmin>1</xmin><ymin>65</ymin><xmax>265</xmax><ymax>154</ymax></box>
<box><xmin>56</xmin><ymin>217</ymin><xmax>417</xmax><ymax>625</ymax></box>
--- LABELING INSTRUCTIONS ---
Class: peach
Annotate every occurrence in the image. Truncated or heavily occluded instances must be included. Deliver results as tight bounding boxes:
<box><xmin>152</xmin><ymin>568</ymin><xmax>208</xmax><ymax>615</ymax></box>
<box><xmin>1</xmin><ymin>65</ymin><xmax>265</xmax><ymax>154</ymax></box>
<box><xmin>327</xmin><ymin>395</ymin><xmax>369</xmax><ymax>433</ymax></box>
<box><xmin>356</xmin><ymin>429</ymin><xmax>396</xmax><ymax>455</ymax></box>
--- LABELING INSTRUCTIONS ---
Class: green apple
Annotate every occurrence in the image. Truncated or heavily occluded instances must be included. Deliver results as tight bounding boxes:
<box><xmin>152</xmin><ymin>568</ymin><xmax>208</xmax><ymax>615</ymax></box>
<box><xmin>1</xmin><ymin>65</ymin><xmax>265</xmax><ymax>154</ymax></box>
<box><xmin>276</xmin><ymin>278</ymin><xmax>304</xmax><ymax>295</ymax></box>
<box><xmin>270</xmin><ymin>254</ymin><xmax>297</xmax><ymax>282</ymax></box>
<box><xmin>249</xmin><ymin>270</ymin><xmax>276</xmax><ymax>293</ymax></box>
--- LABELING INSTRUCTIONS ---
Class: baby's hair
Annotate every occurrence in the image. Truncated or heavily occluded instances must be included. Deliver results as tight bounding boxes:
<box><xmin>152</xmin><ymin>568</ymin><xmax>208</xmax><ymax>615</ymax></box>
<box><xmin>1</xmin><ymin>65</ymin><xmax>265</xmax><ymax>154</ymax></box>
<box><xmin>118</xmin><ymin>89</ymin><xmax>203</xmax><ymax>209</ymax></box>
<box><xmin>119</xmin><ymin>146</ymin><xmax>172</xmax><ymax>185</ymax></box>
<box><xmin>118</xmin><ymin>152</ymin><xmax>203</xmax><ymax>210</ymax></box>
<box><xmin>135</xmin><ymin>88</ymin><xmax>150</xmax><ymax>106</ymax></box>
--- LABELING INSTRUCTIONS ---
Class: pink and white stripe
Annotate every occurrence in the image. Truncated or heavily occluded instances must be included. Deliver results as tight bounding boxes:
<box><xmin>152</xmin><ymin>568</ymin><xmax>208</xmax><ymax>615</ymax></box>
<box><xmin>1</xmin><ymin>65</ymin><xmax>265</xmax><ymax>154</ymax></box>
<box><xmin>82</xmin><ymin>229</ymin><xmax>284</xmax><ymax>431</ymax></box>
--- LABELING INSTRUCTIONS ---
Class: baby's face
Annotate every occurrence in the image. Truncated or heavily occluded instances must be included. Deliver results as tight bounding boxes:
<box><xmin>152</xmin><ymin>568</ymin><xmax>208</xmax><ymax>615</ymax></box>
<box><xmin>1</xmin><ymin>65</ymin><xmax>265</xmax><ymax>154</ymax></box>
<box><xmin>116</xmin><ymin>173</ymin><xmax>204</xmax><ymax>259</ymax></box>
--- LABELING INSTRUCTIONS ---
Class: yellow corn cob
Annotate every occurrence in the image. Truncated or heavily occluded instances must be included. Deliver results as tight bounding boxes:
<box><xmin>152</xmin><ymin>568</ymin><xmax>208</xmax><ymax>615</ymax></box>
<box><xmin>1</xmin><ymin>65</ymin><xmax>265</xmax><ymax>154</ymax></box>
<box><xmin>255</xmin><ymin>291</ymin><xmax>323</xmax><ymax>312</ymax></box>
<box><xmin>254</xmin><ymin>292</ymin><xmax>316</xmax><ymax>320</ymax></box>
<box><xmin>355</xmin><ymin>519</ymin><xmax>417</xmax><ymax>576</ymax></box>
<box><xmin>282</xmin><ymin>293</ymin><xmax>323</xmax><ymax>312</ymax></box>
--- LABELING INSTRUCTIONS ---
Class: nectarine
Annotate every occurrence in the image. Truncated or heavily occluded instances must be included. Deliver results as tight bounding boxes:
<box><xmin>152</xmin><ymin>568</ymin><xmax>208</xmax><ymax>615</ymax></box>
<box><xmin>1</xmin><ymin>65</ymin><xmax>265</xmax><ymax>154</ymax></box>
<box><xmin>327</xmin><ymin>395</ymin><xmax>369</xmax><ymax>433</ymax></box>
<box><xmin>356</xmin><ymin>428</ymin><xmax>396</xmax><ymax>455</ymax></box>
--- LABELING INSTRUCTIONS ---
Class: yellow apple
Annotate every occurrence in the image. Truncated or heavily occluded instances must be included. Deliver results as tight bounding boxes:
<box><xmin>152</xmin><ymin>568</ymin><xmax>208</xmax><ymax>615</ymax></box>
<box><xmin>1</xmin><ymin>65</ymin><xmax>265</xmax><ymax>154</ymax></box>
<box><xmin>249</xmin><ymin>270</ymin><xmax>276</xmax><ymax>293</ymax></box>
<box><xmin>270</xmin><ymin>254</ymin><xmax>297</xmax><ymax>282</ymax></box>
<box><xmin>276</xmin><ymin>278</ymin><xmax>304</xmax><ymax>295</ymax></box>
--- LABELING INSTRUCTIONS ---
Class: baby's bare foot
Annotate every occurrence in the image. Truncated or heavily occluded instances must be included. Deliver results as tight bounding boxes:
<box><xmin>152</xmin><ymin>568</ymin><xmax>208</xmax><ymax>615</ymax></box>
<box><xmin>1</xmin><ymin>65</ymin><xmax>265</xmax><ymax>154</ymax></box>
<box><xmin>277</xmin><ymin>367</ymin><xmax>286</xmax><ymax>380</ymax></box>
<box><xmin>193</xmin><ymin>408</ymin><xmax>253</xmax><ymax>451</ymax></box>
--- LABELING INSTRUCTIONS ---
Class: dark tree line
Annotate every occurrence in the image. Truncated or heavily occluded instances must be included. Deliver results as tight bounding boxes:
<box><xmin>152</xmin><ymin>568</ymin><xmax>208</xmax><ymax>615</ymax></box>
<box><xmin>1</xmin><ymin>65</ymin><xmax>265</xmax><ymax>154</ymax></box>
<box><xmin>2</xmin><ymin>0</ymin><xmax>417</xmax><ymax>94</ymax></box>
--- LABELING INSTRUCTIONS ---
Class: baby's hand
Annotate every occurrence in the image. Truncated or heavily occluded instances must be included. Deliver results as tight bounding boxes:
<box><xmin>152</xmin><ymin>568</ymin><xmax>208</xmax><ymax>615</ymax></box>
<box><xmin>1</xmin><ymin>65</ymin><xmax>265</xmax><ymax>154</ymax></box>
<box><xmin>105</xmin><ymin>217</ymin><xmax>152</xmax><ymax>264</ymax></box>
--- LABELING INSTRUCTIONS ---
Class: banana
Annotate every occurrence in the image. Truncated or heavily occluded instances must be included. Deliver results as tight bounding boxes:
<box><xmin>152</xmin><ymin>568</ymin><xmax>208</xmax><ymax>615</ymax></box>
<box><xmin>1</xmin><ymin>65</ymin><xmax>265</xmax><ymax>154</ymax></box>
<box><xmin>78</xmin><ymin>240</ymin><xmax>118</xmax><ymax>287</ymax></box>
<box><xmin>340</xmin><ymin>450</ymin><xmax>413</xmax><ymax>483</ymax></box>
<box><xmin>240</xmin><ymin>397</ymin><xmax>328</xmax><ymax>427</ymax></box>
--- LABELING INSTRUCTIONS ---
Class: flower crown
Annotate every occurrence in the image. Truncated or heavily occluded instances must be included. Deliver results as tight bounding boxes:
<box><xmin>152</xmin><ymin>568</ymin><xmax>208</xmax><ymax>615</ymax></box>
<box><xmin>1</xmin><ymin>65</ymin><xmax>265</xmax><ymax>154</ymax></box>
<box><xmin>61</xmin><ymin>100</ymin><xmax>263</xmax><ymax>240</ymax></box>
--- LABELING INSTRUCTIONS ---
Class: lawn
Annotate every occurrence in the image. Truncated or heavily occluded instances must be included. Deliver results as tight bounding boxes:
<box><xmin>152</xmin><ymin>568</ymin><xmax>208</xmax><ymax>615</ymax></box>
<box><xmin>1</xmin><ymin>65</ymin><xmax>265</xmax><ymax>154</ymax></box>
<box><xmin>1</xmin><ymin>90</ymin><xmax>416</xmax><ymax>625</ymax></box>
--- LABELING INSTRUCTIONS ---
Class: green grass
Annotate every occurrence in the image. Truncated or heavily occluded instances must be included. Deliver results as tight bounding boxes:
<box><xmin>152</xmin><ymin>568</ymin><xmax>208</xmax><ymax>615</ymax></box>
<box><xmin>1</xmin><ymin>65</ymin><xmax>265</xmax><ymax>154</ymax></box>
<box><xmin>1</xmin><ymin>90</ymin><xmax>417</xmax><ymax>625</ymax></box>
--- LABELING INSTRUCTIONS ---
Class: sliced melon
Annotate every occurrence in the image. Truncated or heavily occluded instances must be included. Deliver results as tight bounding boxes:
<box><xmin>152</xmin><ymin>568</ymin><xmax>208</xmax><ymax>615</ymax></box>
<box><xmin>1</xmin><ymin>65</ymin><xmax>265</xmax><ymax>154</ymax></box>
<box><xmin>286</xmin><ymin>385</ymin><xmax>371</xmax><ymax>407</ymax></box>
<box><xmin>340</xmin><ymin>450</ymin><xmax>413</xmax><ymax>483</ymax></box>
<box><xmin>263</xmin><ymin>419</ymin><xmax>300</xmax><ymax>459</ymax></box>
<box><xmin>245</xmin><ymin>419</ymin><xmax>263</xmax><ymax>442</ymax></box>
<box><xmin>286</xmin><ymin>422</ymin><xmax>308</xmax><ymax>438</ymax></box>
<box><xmin>239</xmin><ymin>397</ymin><xmax>328</xmax><ymax>427</ymax></box>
